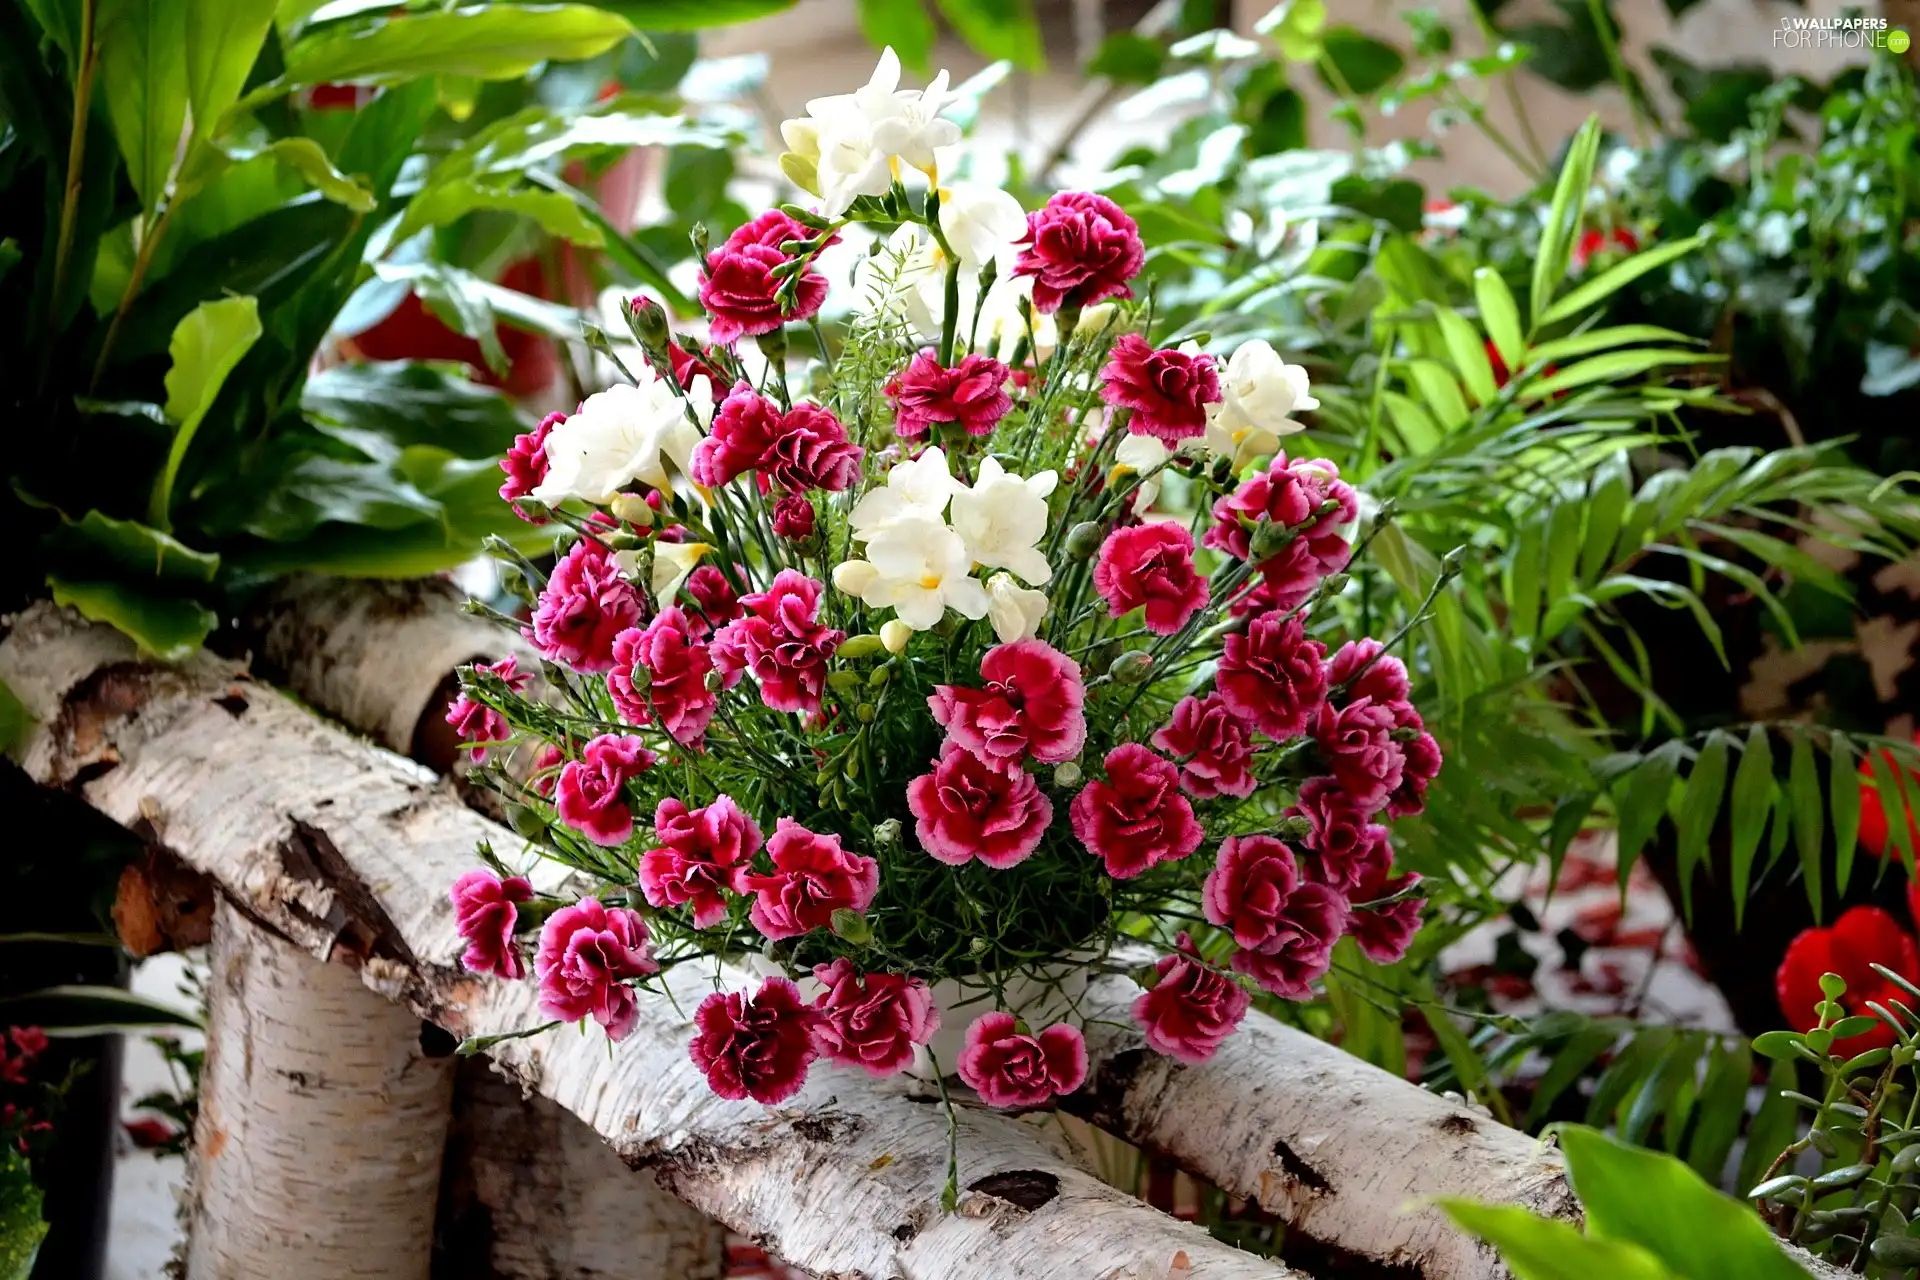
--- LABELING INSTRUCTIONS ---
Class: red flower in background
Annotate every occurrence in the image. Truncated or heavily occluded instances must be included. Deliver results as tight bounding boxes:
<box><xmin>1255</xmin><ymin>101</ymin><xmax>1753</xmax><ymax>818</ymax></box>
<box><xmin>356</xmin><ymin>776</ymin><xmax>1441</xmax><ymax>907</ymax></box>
<box><xmin>1571</xmin><ymin>227</ymin><xmax>1641</xmax><ymax>272</ymax></box>
<box><xmin>1777</xmin><ymin>906</ymin><xmax>1919</xmax><ymax>1052</ymax></box>
<box><xmin>1860</xmin><ymin>732</ymin><xmax>1920</xmax><ymax>860</ymax></box>
<box><xmin>347</xmin><ymin>258</ymin><xmax>561</xmax><ymax>399</ymax></box>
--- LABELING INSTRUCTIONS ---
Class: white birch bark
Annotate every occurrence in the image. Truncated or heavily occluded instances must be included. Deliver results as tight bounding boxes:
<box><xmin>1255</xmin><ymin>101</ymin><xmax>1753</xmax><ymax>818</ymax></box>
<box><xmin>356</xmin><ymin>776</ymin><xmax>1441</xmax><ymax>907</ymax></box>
<box><xmin>1070</xmin><ymin>972</ymin><xmax>1576</xmax><ymax>1280</ymax></box>
<box><xmin>188</xmin><ymin>899</ymin><xmax>453</xmax><ymax>1279</ymax></box>
<box><xmin>0</xmin><ymin>603</ymin><xmax>1294</xmax><ymax>1280</ymax></box>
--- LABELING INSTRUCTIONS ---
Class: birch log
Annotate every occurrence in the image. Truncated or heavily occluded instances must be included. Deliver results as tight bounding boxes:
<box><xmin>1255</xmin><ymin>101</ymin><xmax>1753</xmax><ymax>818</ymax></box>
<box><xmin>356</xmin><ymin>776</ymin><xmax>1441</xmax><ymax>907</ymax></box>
<box><xmin>0</xmin><ymin>603</ymin><xmax>1295</xmax><ymax>1280</ymax></box>
<box><xmin>250</xmin><ymin>577</ymin><xmax>727</xmax><ymax>1279</ymax></box>
<box><xmin>190</xmin><ymin>900</ymin><xmax>453</xmax><ymax>1279</ymax></box>
<box><xmin>1068</xmin><ymin>973</ymin><xmax>1574</xmax><ymax>1279</ymax></box>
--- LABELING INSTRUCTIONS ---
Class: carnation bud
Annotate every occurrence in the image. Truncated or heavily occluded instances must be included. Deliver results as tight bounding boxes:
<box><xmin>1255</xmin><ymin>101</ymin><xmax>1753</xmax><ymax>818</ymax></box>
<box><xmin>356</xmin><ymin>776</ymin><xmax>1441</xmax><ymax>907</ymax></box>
<box><xmin>1053</xmin><ymin>761</ymin><xmax>1083</xmax><ymax>788</ymax></box>
<box><xmin>704</xmin><ymin>669</ymin><xmax>725</xmax><ymax>692</ymax></box>
<box><xmin>625</xmin><ymin>295</ymin><xmax>670</xmax><ymax>347</ymax></box>
<box><xmin>1065</xmin><ymin>521</ymin><xmax>1106</xmax><ymax>560</ymax></box>
<box><xmin>690</xmin><ymin>222</ymin><xmax>710</xmax><ymax>260</ymax></box>
<box><xmin>1318</xmin><ymin>572</ymin><xmax>1350</xmax><ymax>596</ymax></box>
<box><xmin>778</xmin><ymin>204</ymin><xmax>833</xmax><ymax>230</ymax></box>
<box><xmin>856</xmin><ymin>702</ymin><xmax>875</xmax><ymax>723</ymax></box>
<box><xmin>1110</xmin><ymin>651</ymin><xmax>1155</xmax><ymax>684</ymax></box>
<box><xmin>604</xmin><ymin>529</ymin><xmax>646</xmax><ymax>552</ymax></box>
<box><xmin>880</xmin><ymin>619</ymin><xmax>913</xmax><ymax>654</ymax></box>
<box><xmin>828</xmin><ymin>670</ymin><xmax>862</xmax><ymax>694</ymax></box>
<box><xmin>838</xmin><ymin>633</ymin><xmax>886</xmax><ymax>661</ymax></box>
<box><xmin>969</xmin><ymin>935</ymin><xmax>991</xmax><ymax>955</ymax></box>
<box><xmin>1210</xmin><ymin>455</ymin><xmax>1235</xmax><ymax>484</ymax></box>
<box><xmin>506</xmin><ymin>803</ymin><xmax>548</xmax><ymax>840</ymax></box>
<box><xmin>1086</xmin><ymin>643</ymin><xmax>1120</xmax><ymax>676</ymax></box>
<box><xmin>610</xmin><ymin>493</ymin><xmax>656</xmax><ymax>527</ymax></box>
<box><xmin>1249</xmin><ymin>520</ymin><xmax>1299</xmax><ymax>559</ymax></box>
<box><xmin>867</xmin><ymin>665</ymin><xmax>890</xmax><ymax>688</ymax></box>
<box><xmin>756</xmin><ymin>327</ymin><xmax>789</xmax><ymax>364</ymax></box>
<box><xmin>829</xmin><ymin>908</ymin><xmax>872</xmax><ymax>944</ymax></box>
<box><xmin>872</xmin><ymin>818</ymin><xmax>902</xmax><ymax>847</ymax></box>
<box><xmin>509</xmin><ymin>498</ymin><xmax>550</xmax><ymax>522</ymax></box>
<box><xmin>625</xmin><ymin>660</ymin><xmax>651</xmax><ymax>691</ymax></box>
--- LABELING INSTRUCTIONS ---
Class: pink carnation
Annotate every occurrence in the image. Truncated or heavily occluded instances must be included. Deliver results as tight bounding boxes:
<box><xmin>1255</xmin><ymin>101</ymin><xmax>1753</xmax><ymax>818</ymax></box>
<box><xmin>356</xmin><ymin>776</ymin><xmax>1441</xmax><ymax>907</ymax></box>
<box><xmin>684</xmin><ymin>564</ymin><xmax>741</xmax><ymax>639</ymax></box>
<box><xmin>699</xmin><ymin>210</ymin><xmax>834</xmax><ymax>346</ymax></box>
<box><xmin>1346</xmin><ymin>844</ymin><xmax>1425</xmax><ymax>965</ymax></box>
<box><xmin>1101</xmin><ymin>334</ymin><xmax>1220</xmax><ymax>445</ymax></box>
<box><xmin>1389</xmin><ymin>719</ymin><xmax>1443</xmax><ymax>819</ymax></box>
<box><xmin>450</xmin><ymin>869</ymin><xmax>533</xmax><ymax>980</ymax></box>
<box><xmin>530</xmin><ymin>742</ymin><xmax>565</xmax><ymax>797</ymax></box>
<box><xmin>637</xmin><ymin>795</ymin><xmax>762</xmax><ymax>928</ymax></box>
<box><xmin>887</xmin><ymin>351</ymin><xmax>1013</xmax><ymax>438</ymax></box>
<box><xmin>1312</xmin><ymin>698</ymin><xmax>1404</xmax><ymax>816</ymax></box>
<box><xmin>554</xmin><ymin>733</ymin><xmax>656</xmax><ymax>846</ymax></box>
<box><xmin>710</xmin><ymin>570</ymin><xmax>844</xmax><ymax>714</ymax></box>
<box><xmin>692</xmin><ymin>383</ymin><xmax>862</xmax><ymax>494</ymax></box>
<box><xmin>499</xmin><ymin>410</ymin><xmax>563</xmax><ymax>520</ymax></box>
<box><xmin>1013</xmin><ymin>192</ymin><xmax>1144</xmax><ymax>314</ymax></box>
<box><xmin>534</xmin><ymin>898</ymin><xmax>657</xmax><ymax>1040</ymax></box>
<box><xmin>1131</xmin><ymin>935</ymin><xmax>1251</xmax><ymax>1065</ymax></box>
<box><xmin>928</xmin><ymin>639</ymin><xmax>1087</xmax><ymax>774</ymax></box>
<box><xmin>772</xmin><ymin>494</ymin><xmax>815</xmax><ymax>539</ymax></box>
<box><xmin>906</xmin><ymin>740</ymin><xmax>1054</xmax><ymax>869</ymax></box>
<box><xmin>1288</xmin><ymin>776</ymin><xmax>1381</xmax><ymax>892</ymax></box>
<box><xmin>1326</xmin><ymin>638</ymin><xmax>1411</xmax><ymax>705</ymax></box>
<box><xmin>1204</xmin><ymin>453</ymin><xmax>1357</xmax><ymax>585</ymax></box>
<box><xmin>525</xmin><ymin>538</ymin><xmax>642</xmax><ymax>674</ymax></box>
<box><xmin>742</xmin><ymin>819</ymin><xmax>880</xmax><ymax>941</ymax></box>
<box><xmin>1226</xmin><ymin>542</ymin><xmax>1324</xmax><ymax>617</ymax></box>
<box><xmin>608</xmin><ymin>609</ymin><xmax>715</xmax><ymax>746</ymax></box>
<box><xmin>689</xmin><ymin>976</ymin><xmax>819</xmax><ymax>1104</ymax></box>
<box><xmin>445</xmin><ymin>655</ymin><xmax>531</xmax><ymax>762</ymax></box>
<box><xmin>810</xmin><ymin>959</ymin><xmax>939</xmax><ymax>1078</ymax></box>
<box><xmin>957</xmin><ymin>1013</ymin><xmax>1088</xmax><ymax>1108</ymax></box>
<box><xmin>1093</xmin><ymin>522</ymin><xmax>1209</xmax><ymax>636</ymax></box>
<box><xmin>1150</xmin><ymin>692</ymin><xmax>1256</xmax><ymax>800</ymax></box>
<box><xmin>1216</xmin><ymin>612</ymin><xmax>1328</xmax><ymax>741</ymax></box>
<box><xmin>1069</xmin><ymin>744</ymin><xmax>1204</xmax><ymax>879</ymax></box>
<box><xmin>1201</xmin><ymin>835</ymin><xmax>1348</xmax><ymax>1000</ymax></box>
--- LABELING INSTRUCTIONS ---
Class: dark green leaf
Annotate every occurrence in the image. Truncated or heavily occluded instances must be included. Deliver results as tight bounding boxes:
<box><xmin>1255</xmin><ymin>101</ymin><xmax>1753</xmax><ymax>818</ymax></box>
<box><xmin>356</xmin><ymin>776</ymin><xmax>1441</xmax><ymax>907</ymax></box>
<box><xmin>281</xmin><ymin>4</ymin><xmax>636</xmax><ymax>88</ymax></box>
<box><xmin>46</xmin><ymin>577</ymin><xmax>217</xmax><ymax>662</ymax></box>
<box><xmin>1530</xmin><ymin>115</ymin><xmax>1600</xmax><ymax>329</ymax></box>
<box><xmin>1539</xmin><ymin>237</ymin><xmax>1704</xmax><ymax>326</ymax></box>
<box><xmin>0</xmin><ymin>1150</ymin><xmax>45</xmax><ymax>1280</ymax></box>
<box><xmin>1329</xmin><ymin>175</ymin><xmax>1424</xmax><ymax>232</ymax></box>
<box><xmin>1614</xmin><ymin>743</ymin><xmax>1682</xmax><ymax>891</ymax></box>
<box><xmin>0</xmin><ymin>984</ymin><xmax>202</xmax><ymax>1032</ymax></box>
<box><xmin>585</xmin><ymin>0</ymin><xmax>794</xmax><ymax>29</ymax></box>
<box><xmin>1316</xmin><ymin>27</ymin><xmax>1405</xmax><ymax>96</ymax></box>
<box><xmin>1674</xmin><ymin>733</ymin><xmax>1730</xmax><ymax>924</ymax></box>
<box><xmin>49</xmin><ymin>511</ymin><xmax>220</xmax><ymax>586</ymax></box>
<box><xmin>1737</xmin><ymin>1057</ymin><xmax>1799</xmax><ymax>1195</ymax></box>
<box><xmin>1545</xmin><ymin>792</ymin><xmax>1596</xmax><ymax>894</ymax></box>
<box><xmin>151</xmin><ymin>295</ymin><xmax>263</xmax><ymax>529</ymax></box>
<box><xmin>96</xmin><ymin>0</ymin><xmax>190</xmax><ymax>209</ymax></box>
<box><xmin>1088</xmin><ymin>31</ymin><xmax>1164</xmax><ymax>85</ymax></box>
<box><xmin>1526</xmin><ymin>1020</ymin><xmax>1617</xmax><ymax>1127</ymax></box>
<box><xmin>1560</xmin><ymin>1125</ymin><xmax>1813</xmax><ymax>1280</ymax></box>
<box><xmin>0</xmin><ymin>680</ymin><xmax>31</xmax><ymax>759</ymax></box>
<box><xmin>1586</xmin><ymin>1026</ymin><xmax>1674</xmax><ymax>1127</ymax></box>
<box><xmin>1686</xmin><ymin>1040</ymin><xmax>1749</xmax><ymax>1180</ymax></box>
<box><xmin>394</xmin><ymin>183</ymin><xmax>605</xmax><ymax>248</ymax></box>
<box><xmin>1437</xmin><ymin>1199</ymin><xmax>1679</xmax><ymax>1280</ymax></box>
<box><xmin>185</xmin><ymin>0</ymin><xmax>277</xmax><ymax>135</ymax></box>
<box><xmin>301</xmin><ymin>362</ymin><xmax>528</xmax><ymax>460</ymax></box>
<box><xmin>1729</xmin><ymin>725</ymin><xmax>1773</xmax><ymax>929</ymax></box>
<box><xmin>1621</xmin><ymin>1033</ymin><xmax>1700</xmax><ymax>1146</ymax></box>
<box><xmin>856</xmin><ymin>0</ymin><xmax>936</xmax><ymax>73</ymax></box>
<box><xmin>1473</xmin><ymin>267</ymin><xmax>1523</xmax><ymax>375</ymax></box>
<box><xmin>934</xmin><ymin>0</ymin><xmax>1042</xmax><ymax>70</ymax></box>
<box><xmin>1830</xmin><ymin>733</ymin><xmax>1860</xmax><ymax>897</ymax></box>
<box><xmin>1751</xmin><ymin>1030</ymin><xmax>1802</xmax><ymax>1059</ymax></box>
<box><xmin>1789</xmin><ymin>731</ymin><xmax>1823</xmax><ymax>922</ymax></box>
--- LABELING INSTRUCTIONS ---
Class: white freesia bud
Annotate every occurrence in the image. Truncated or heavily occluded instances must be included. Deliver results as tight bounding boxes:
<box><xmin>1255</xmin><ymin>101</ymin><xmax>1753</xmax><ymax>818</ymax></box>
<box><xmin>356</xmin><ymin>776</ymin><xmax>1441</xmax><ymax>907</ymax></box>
<box><xmin>1112</xmin><ymin>433</ymin><xmax>1171</xmax><ymax>516</ymax></box>
<box><xmin>983</xmin><ymin>574</ymin><xmax>1048</xmax><ymax>643</ymax></box>
<box><xmin>609</xmin><ymin>493</ymin><xmax>656</xmax><ymax>526</ymax></box>
<box><xmin>880</xmin><ymin>618</ymin><xmax>914</xmax><ymax>653</ymax></box>
<box><xmin>848</xmin><ymin>446</ymin><xmax>958</xmax><ymax>536</ymax></box>
<box><xmin>949</xmin><ymin>457</ymin><xmax>1056</xmax><ymax>586</ymax></box>
<box><xmin>938</xmin><ymin>183</ymin><xmax>1026</xmax><ymax>271</ymax></box>
<box><xmin>834</xmin><ymin>560</ymin><xmax>880</xmax><ymax>596</ymax></box>
<box><xmin>532</xmin><ymin>371</ymin><xmax>701</xmax><ymax>506</ymax></box>
<box><xmin>853</xmin><ymin>514</ymin><xmax>988</xmax><ymax>630</ymax></box>
<box><xmin>1205</xmin><ymin>340</ymin><xmax>1315</xmax><ymax>470</ymax></box>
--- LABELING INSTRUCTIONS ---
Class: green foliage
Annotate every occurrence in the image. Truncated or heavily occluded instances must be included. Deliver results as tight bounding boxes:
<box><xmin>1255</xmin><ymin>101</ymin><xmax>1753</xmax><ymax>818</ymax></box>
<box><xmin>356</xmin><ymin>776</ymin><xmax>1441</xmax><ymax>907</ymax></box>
<box><xmin>0</xmin><ymin>1151</ymin><xmax>44</xmax><ymax>1280</ymax></box>
<box><xmin>0</xmin><ymin>0</ymin><xmax>749</xmax><ymax>656</ymax></box>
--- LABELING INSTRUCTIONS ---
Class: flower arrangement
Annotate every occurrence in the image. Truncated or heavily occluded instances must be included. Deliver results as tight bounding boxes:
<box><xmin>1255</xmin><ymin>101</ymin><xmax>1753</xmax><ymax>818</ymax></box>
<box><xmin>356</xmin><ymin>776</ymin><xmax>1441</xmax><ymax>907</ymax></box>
<box><xmin>447</xmin><ymin>48</ymin><xmax>1443</xmax><ymax>1138</ymax></box>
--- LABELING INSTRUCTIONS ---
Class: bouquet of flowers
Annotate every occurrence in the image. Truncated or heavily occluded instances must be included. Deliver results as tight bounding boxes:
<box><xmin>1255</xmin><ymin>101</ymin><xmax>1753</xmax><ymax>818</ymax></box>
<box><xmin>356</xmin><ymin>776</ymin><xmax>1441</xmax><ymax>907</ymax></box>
<box><xmin>448</xmin><ymin>48</ymin><xmax>1442</xmax><ymax>1127</ymax></box>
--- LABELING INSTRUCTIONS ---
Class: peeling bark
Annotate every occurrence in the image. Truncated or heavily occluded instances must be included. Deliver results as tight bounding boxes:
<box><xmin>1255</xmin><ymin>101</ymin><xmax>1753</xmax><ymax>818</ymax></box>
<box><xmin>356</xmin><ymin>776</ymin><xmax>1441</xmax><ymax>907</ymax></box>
<box><xmin>1065</xmin><ymin>973</ymin><xmax>1576</xmax><ymax>1280</ymax></box>
<box><xmin>1</xmin><ymin>604</ymin><xmax>1294</xmax><ymax>1280</ymax></box>
<box><xmin>189</xmin><ymin>900</ymin><xmax>453</xmax><ymax>1279</ymax></box>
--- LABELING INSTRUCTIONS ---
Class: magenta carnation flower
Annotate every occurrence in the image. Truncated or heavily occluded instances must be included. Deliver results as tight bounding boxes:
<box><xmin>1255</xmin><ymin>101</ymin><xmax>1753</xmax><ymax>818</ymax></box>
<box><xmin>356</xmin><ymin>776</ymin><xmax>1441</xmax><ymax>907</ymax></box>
<box><xmin>710</xmin><ymin>570</ymin><xmax>844</xmax><ymax>714</ymax></box>
<box><xmin>445</xmin><ymin>655</ymin><xmax>531</xmax><ymax>762</ymax></box>
<box><xmin>1346</xmin><ymin>842</ymin><xmax>1425</xmax><ymax>965</ymax></box>
<box><xmin>1100</xmin><ymin>334</ymin><xmax>1220</xmax><ymax>445</ymax></box>
<box><xmin>958</xmin><ymin>1013</ymin><xmax>1088</xmax><ymax>1108</ymax></box>
<box><xmin>1069</xmin><ymin>743</ymin><xmax>1204</xmax><ymax>879</ymax></box>
<box><xmin>1201</xmin><ymin>835</ymin><xmax>1349</xmax><ymax>1000</ymax></box>
<box><xmin>1312</xmin><ymin>698</ymin><xmax>1403</xmax><ymax>817</ymax></box>
<box><xmin>608</xmin><ymin>609</ymin><xmax>716</xmax><ymax>747</ymax></box>
<box><xmin>1216</xmin><ymin>612</ymin><xmax>1328</xmax><ymax>741</ymax></box>
<box><xmin>525</xmin><ymin>538</ymin><xmax>642</xmax><ymax>674</ymax></box>
<box><xmin>928</xmin><ymin>639</ymin><xmax>1087</xmax><ymax>774</ymax></box>
<box><xmin>1288</xmin><ymin>776</ymin><xmax>1382</xmax><ymax>892</ymax></box>
<box><xmin>1131</xmin><ymin>935</ymin><xmax>1251</xmax><ymax>1065</ymax></box>
<box><xmin>689</xmin><ymin>976</ymin><xmax>819</xmax><ymax>1104</ymax></box>
<box><xmin>906</xmin><ymin>740</ymin><xmax>1054</xmax><ymax>870</ymax></box>
<box><xmin>743</xmin><ymin>818</ymin><xmax>880</xmax><ymax>942</ymax></box>
<box><xmin>699</xmin><ymin>210</ymin><xmax>835</xmax><ymax>345</ymax></box>
<box><xmin>499</xmin><ymin>410</ymin><xmax>563</xmax><ymax>521</ymax></box>
<box><xmin>554</xmin><ymin>733</ymin><xmax>656</xmax><ymax>846</ymax></box>
<box><xmin>1205</xmin><ymin>453</ymin><xmax>1357</xmax><ymax>587</ymax></box>
<box><xmin>887</xmin><ymin>351</ymin><xmax>1014</xmax><ymax>438</ymax></box>
<box><xmin>810</xmin><ymin>959</ymin><xmax>939</xmax><ymax>1079</ymax></box>
<box><xmin>1093</xmin><ymin>522</ymin><xmax>1209</xmax><ymax>636</ymax></box>
<box><xmin>637</xmin><ymin>795</ymin><xmax>762</xmax><ymax>928</ymax></box>
<box><xmin>692</xmin><ymin>382</ymin><xmax>862</xmax><ymax>494</ymax></box>
<box><xmin>1325</xmin><ymin>638</ymin><xmax>1411</xmax><ymax>705</ymax></box>
<box><xmin>1150</xmin><ymin>692</ymin><xmax>1256</xmax><ymax>800</ymax></box>
<box><xmin>450</xmin><ymin>869</ymin><xmax>533</xmax><ymax>980</ymax></box>
<box><xmin>683</xmin><ymin>564</ymin><xmax>740</xmax><ymax>639</ymax></box>
<box><xmin>1012</xmin><ymin>191</ymin><xmax>1144</xmax><ymax>314</ymax></box>
<box><xmin>771</xmin><ymin>494</ymin><xmax>815</xmax><ymax>539</ymax></box>
<box><xmin>534</xmin><ymin>898</ymin><xmax>657</xmax><ymax>1040</ymax></box>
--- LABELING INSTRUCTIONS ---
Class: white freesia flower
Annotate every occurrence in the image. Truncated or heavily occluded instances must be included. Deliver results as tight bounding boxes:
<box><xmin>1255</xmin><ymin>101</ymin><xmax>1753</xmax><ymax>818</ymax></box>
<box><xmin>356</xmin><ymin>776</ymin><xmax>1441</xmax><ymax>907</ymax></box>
<box><xmin>843</xmin><ymin>514</ymin><xmax>989</xmax><ymax>630</ymax></box>
<box><xmin>1204</xmin><ymin>340</ymin><xmax>1315</xmax><ymax>470</ymax></box>
<box><xmin>938</xmin><ymin>183</ymin><xmax>1027</xmax><ymax>271</ymax></box>
<box><xmin>849</xmin><ymin>445</ymin><xmax>958</xmax><ymax>536</ymax></box>
<box><xmin>533</xmin><ymin>372</ymin><xmax>702</xmax><ymax>506</ymax></box>
<box><xmin>949</xmin><ymin>456</ymin><xmax>1055</xmax><ymax>586</ymax></box>
<box><xmin>983</xmin><ymin>573</ymin><xmax>1047</xmax><ymax>643</ymax></box>
<box><xmin>1113</xmin><ymin>433</ymin><xmax>1171</xmax><ymax>516</ymax></box>
<box><xmin>778</xmin><ymin>47</ymin><xmax>962</xmax><ymax>218</ymax></box>
<box><xmin>613</xmin><ymin>540</ymin><xmax>713</xmax><ymax>608</ymax></box>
